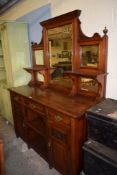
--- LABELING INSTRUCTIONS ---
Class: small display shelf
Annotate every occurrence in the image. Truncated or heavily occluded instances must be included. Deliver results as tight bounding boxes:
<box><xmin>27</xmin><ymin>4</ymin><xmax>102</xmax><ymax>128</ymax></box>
<box><xmin>24</xmin><ymin>66</ymin><xmax>47</xmax><ymax>86</ymax></box>
<box><xmin>64</xmin><ymin>71</ymin><xmax>107</xmax><ymax>97</ymax></box>
<box><xmin>24</xmin><ymin>65</ymin><xmax>55</xmax><ymax>87</ymax></box>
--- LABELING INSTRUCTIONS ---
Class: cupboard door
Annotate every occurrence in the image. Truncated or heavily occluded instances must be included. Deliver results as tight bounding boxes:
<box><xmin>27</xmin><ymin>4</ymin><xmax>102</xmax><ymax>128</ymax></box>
<box><xmin>48</xmin><ymin>123</ymin><xmax>71</xmax><ymax>175</ymax></box>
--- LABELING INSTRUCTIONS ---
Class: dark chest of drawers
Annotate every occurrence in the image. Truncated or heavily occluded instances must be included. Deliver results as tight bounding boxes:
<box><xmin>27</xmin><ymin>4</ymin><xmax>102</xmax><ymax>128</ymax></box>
<box><xmin>82</xmin><ymin>98</ymin><xmax>117</xmax><ymax>175</ymax></box>
<box><xmin>86</xmin><ymin>98</ymin><xmax>117</xmax><ymax>150</ymax></box>
<box><xmin>83</xmin><ymin>140</ymin><xmax>117</xmax><ymax>175</ymax></box>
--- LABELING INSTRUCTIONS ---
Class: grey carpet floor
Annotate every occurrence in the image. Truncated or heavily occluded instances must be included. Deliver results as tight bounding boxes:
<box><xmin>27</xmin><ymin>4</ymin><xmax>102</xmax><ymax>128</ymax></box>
<box><xmin>0</xmin><ymin>116</ymin><xmax>61</xmax><ymax>175</ymax></box>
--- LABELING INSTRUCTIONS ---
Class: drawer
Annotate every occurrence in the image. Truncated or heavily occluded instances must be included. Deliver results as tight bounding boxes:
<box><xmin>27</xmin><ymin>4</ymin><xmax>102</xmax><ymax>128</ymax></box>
<box><xmin>12</xmin><ymin>103</ymin><xmax>23</xmax><ymax>117</ymax></box>
<box><xmin>47</xmin><ymin>109</ymin><xmax>70</xmax><ymax>126</ymax></box>
<box><xmin>83</xmin><ymin>140</ymin><xmax>117</xmax><ymax>175</ymax></box>
<box><xmin>24</xmin><ymin>98</ymin><xmax>45</xmax><ymax>114</ymax></box>
<box><xmin>87</xmin><ymin>114</ymin><xmax>117</xmax><ymax>150</ymax></box>
<box><xmin>11</xmin><ymin>93</ymin><xmax>22</xmax><ymax>103</ymax></box>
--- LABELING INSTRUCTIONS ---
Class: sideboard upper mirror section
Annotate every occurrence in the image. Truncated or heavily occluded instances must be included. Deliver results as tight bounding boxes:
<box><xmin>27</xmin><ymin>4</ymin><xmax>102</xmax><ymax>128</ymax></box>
<box><xmin>25</xmin><ymin>10</ymin><xmax>108</xmax><ymax>98</ymax></box>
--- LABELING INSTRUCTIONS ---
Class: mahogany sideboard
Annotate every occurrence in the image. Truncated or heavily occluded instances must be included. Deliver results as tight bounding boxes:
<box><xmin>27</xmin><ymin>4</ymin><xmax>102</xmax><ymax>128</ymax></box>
<box><xmin>9</xmin><ymin>85</ymin><xmax>98</xmax><ymax>175</ymax></box>
<box><xmin>9</xmin><ymin>9</ymin><xmax>108</xmax><ymax>175</ymax></box>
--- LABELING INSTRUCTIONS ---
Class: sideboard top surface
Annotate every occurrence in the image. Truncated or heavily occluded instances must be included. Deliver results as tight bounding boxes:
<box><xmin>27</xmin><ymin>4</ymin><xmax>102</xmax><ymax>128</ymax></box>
<box><xmin>9</xmin><ymin>85</ymin><xmax>98</xmax><ymax>119</ymax></box>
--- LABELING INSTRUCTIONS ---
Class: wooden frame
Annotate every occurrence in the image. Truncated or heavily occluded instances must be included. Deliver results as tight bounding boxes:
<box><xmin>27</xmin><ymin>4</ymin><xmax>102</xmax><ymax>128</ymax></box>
<box><xmin>77</xmin><ymin>28</ymin><xmax>108</xmax><ymax>73</ymax></box>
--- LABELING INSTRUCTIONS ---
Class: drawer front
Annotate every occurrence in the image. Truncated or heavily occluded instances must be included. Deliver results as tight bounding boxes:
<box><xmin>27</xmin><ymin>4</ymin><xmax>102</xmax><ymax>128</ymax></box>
<box><xmin>24</xmin><ymin>98</ymin><xmax>45</xmax><ymax>114</ymax></box>
<box><xmin>83</xmin><ymin>145</ymin><xmax>117</xmax><ymax>175</ymax></box>
<box><xmin>47</xmin><ymin>109</ymin><xmax>70</xmax><ymax>126</ymax></box>
<box><xmin>12</xmin><ymin>103</ymin><xmax>23</xmax><ymax>117</ymax></box>
<box><xmin>87</xmin><ymin>114</ymin><xmax>117</xmax><ymax>150</ymax></box>
<box><xmin>11</xmin><ymin>93</ymin><xmax>22</xmax><ymax>103</ymax></box>
<box><xmin>51</xmin><ymin>127</ymin><xmax>68</xmax><ymax>143</ymax></box>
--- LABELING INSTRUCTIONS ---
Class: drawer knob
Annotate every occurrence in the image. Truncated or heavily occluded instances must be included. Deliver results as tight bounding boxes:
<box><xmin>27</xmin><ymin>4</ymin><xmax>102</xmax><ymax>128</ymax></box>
<box><xmin>54</xmin><ymin>115</ymin><xmax>63</xmax><ymax>122</ymax></box>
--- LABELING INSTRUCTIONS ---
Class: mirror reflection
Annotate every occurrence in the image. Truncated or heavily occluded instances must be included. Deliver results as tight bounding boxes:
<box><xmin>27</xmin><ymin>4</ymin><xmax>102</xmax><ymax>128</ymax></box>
<box><xmin>35</xmin><ymin>50</ymin><xmax>44</xmax><ymax>65</ymax></box>
<box><xmin>80</xmin><ymin>77</ymin><xmax>98</xmax><ymax>92</ymax></box>
<box><xmin>48</xmin><ymin>24</ymin><xmax>72</xmax><ymax>87</ymax></box>
<box><xmin>80</xmin><ymin>44</ymin><xmax>99</xmax><ymax>67</ymax></box>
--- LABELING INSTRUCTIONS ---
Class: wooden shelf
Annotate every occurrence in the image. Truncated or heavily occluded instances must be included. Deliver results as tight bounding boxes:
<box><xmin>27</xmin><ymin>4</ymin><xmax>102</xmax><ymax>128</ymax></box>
<box><xmin>24</xmin><ymin>66</ymin><xmax>48</xmax><ymax>86</ymax></box>
<box><xmin>24</xmin><ymin>66</ymin><xmax>55</xmax><ymax>87</ymax></box>
<box><xmin>64</xmin><ymin>71</ymin><xmax>107</xmax><ymax>97</ymax></box>
<box><xmin>24</xmin><ymin>66</ymin><xmax>47</xmax><ymax>72</ymax></box>
<box><xmin>26</xmin><ymin>118</ymin><xmax>46</xmax><ymax>138</ymax></box>
<box><xmin>64</xmin><ymin>71</ymin><xmax>107</xmax><ymax>78</ymax></box>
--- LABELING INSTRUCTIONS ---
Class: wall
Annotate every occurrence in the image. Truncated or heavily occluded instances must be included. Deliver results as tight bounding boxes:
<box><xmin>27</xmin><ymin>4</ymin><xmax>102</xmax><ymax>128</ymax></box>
<box><xmin>0</xmin><ymin>0</ymin><xmax>50</xmax><ymax>20</ymax></box>
<box><xmin>17</xmin><ymin>4</ymin><xmax>51</xmax><ymax>43</ymax></box>
<box><xmin>0</xmin><ymin>0</ymin><xmax>117</xmax><ymax>99</ymax></box>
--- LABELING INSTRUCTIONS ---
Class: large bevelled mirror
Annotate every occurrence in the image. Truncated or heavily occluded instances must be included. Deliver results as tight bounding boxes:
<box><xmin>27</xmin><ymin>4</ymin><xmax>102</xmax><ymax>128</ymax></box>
<box><xmin>48</xmin><ymin>24</ymin><xmax>72</xmax><ymax>88</ymax></box>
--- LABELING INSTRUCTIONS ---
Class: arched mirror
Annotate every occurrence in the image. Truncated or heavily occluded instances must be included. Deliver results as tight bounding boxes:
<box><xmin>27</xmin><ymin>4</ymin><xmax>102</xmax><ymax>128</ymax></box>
<box><xmin>40</xmin><ymin>10</ymin><xmax>81</xmax><ymax>89</ymax></box>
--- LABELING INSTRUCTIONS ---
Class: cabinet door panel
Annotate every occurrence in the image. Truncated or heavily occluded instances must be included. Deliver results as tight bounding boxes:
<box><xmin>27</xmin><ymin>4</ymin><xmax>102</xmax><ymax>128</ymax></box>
<box><xmin>48</xmin><ymin>123</ymin><xmax>71</xmax><ymax>175</ymax></box>
<box><xmin>51</xmin><ymin>139</ymin><xmax>70</xmax><ymax>175</ymax></box>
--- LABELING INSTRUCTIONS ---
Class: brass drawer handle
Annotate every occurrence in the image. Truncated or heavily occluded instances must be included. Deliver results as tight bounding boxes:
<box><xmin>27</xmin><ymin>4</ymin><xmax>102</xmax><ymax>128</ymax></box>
<box><xmin>54</xmin><ymin>115</ymin><xmax>63</xmax><ymax>122</ymax></box>
<box><xmin>30</xmin><ymin>103</ymin><xmax>36</xmax><ymax>109</ymax></box>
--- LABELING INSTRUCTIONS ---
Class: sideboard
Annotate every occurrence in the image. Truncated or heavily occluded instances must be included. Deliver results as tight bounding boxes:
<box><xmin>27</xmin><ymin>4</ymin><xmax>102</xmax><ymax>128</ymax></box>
<box><xmin>9</xmin><ymin>85</ymin><xmax>98</xmax><ymax>175</ymax></box>
<box><xmin>9</xmin><ymin>9</ymin><xmax>108</xmax><ymax>175</ymax></box>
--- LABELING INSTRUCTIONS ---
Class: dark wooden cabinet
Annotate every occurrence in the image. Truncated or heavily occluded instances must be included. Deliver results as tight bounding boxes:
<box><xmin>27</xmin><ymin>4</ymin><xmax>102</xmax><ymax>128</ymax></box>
<box><xmin>83</xmin><ymin>140</ymin><xmax>117</xmax><ymax>175</ymax></box>
<box><xmin>82</xmin><ymin>99</ymin><xmax>117</xmax><ymax>175</ymax></box>
<box><xmin>9</xmin><ymin>10</ymin><xmax>108</xmax><ymax>175</ymax></box>
<box><xmin>9</xmin><ymin>86</ymin><xmax>97</xmax><ymax>175</ymax></box>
